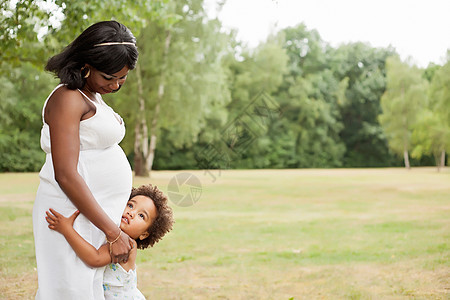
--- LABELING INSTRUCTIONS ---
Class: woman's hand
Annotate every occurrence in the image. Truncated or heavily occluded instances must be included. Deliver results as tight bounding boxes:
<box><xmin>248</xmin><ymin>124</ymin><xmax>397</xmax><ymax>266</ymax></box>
<box><xmin>108</xmin><ymin>230</ymin><xmax>134</xmax><ymax>263</ymax></box>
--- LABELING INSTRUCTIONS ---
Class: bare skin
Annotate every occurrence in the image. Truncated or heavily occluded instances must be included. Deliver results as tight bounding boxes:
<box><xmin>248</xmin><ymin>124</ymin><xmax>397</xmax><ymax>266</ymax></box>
<box><xmin>45</xmin><ymin>196</ymin><xmax>157</xmax><ymax>272</ymax></box>
<box><xmin>46</xmin><ymin>209</ymin><xmax>137</xmax><ymax>271</ymax></box>
<box><xmin>44</xmin><ymin>65</ymin><xmax>132</xmax><ymax>263</ymax></box>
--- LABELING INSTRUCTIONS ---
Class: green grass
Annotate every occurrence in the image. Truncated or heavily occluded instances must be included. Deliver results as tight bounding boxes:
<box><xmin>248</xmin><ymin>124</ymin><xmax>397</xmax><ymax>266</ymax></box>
<box><xmin>0</xmin><ymin>168</ymin><xmax>449</xmax><ymax>299</ymax></box>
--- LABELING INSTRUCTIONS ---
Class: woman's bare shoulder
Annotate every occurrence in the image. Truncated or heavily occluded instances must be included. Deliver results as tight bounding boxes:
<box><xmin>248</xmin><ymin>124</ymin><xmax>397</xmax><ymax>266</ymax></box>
<box><xmin>48</xmin><ymin>86</ymin><xmax>84</xmax><ymax>104</ymax></box>
<box><xmin>45</xmin><ymin>86</ymin><xmax>89</xmax><ymax>120</ymax></box>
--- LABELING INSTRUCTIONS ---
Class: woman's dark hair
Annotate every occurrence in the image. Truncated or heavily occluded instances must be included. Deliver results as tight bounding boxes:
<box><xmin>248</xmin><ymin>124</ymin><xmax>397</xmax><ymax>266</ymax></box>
<box><xmin>129</xmin><ymin>184</ymin><xmax>174</xmax><ymax>250</ymax></box>
<box><xmin>45</xmin><ymin>20</ymin><xmax>138</xmax><ymax>90</ymax></box>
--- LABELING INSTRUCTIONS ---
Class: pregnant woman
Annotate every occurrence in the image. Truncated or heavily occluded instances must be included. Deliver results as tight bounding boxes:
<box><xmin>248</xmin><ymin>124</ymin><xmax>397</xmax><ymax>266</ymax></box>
<box><xmin>33</xmin><ymin>21</ymin><xmax>138</xmax><ymax>299</ymax></box>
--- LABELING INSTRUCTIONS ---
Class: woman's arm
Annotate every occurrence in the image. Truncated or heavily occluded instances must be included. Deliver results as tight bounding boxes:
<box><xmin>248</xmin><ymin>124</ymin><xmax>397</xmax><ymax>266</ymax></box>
<box><xmin>45</xmin><ymin>87</ymin><xmax>132</xmax><ymax>263</ymax></box>
<box><xmin>46</xmin><ymin>209</ymin><xmax>112</xmax><ymax>268</ymax></box>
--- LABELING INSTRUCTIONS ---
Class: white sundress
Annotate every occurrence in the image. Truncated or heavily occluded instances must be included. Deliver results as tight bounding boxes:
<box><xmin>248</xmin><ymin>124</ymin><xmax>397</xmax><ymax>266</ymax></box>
<box><xmin>103</xmin><ymin>263</ymin><xmax>146</xmax><ymax>299</ymax></box>
<box><xmin>33</xmin><ymin>84</ymin><xmax>132</xmax><ymax>300</ymax></box>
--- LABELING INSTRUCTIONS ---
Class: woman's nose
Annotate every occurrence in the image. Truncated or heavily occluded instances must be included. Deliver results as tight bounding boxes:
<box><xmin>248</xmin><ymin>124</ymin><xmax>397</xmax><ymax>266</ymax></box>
<box><xmin>109</xmin><ymin>80</ymin><xmax>120</xmax><ymax>90</ymax></box>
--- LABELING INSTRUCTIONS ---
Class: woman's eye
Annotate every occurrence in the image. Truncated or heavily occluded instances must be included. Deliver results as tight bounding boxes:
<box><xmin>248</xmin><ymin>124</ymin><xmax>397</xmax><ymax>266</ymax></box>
<box><xmin>103</xmin><ymin>76</ymin><xmax>113</xmax><ymax>80</ymax></box>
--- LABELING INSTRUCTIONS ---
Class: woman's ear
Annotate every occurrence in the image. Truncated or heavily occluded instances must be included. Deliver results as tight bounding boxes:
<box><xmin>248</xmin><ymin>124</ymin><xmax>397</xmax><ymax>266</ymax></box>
<box><xmin>138</xmin><ymin>232</ymin><xmax>149</xmax><ymax>240</ymax></box>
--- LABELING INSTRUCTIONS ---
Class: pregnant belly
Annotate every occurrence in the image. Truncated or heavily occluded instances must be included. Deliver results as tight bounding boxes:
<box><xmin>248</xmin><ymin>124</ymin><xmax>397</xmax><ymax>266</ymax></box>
<box><xmin>78</xmin><ymin>144</ymin><xmax>132</xmax><ymax>223</ymax></box>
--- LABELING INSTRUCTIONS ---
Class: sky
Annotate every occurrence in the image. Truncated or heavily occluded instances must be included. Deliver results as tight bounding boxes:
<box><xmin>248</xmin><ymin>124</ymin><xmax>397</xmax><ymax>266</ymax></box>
<box><xmin>204</xmin><ymin>0</ymin><xmax>450</xmax><ymax>67</ymax></box>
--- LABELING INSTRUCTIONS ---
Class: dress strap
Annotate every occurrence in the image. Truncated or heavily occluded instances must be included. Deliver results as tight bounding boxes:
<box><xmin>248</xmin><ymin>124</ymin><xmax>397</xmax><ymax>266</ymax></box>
<box><xmin>77</xmin><ymin>89</ymin><xmax>107</xmax><ymax>106</ymax></box>
<box><xmin>77</xmin><ymin>89</ymin><xmax>97</xmax><ymax>103</ymax></box>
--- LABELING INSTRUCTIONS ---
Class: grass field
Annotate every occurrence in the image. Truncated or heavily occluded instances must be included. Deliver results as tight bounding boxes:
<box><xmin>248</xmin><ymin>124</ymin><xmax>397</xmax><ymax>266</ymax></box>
<box><xmin>0</xmin><ymin>168</ymin><xmax>449</xmax><ymax>299</ymax></box>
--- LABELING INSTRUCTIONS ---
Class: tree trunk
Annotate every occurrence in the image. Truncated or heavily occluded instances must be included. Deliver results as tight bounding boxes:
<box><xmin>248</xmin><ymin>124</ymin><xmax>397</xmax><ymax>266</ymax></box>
<box><xmin>133</xmin><ymin>63</ymin><xmax>149</xmax><ymax>177</ymax></box>
<box><xmin>437</xmin><ymin>150</ymin><xmax>446</xmax><ymax>172</ymax></box>
<box><xmin>145</xmin><ymin>84</ymin><xmax>161</xmax><ymax>173</ymax></box>
<box><xmin>134</xmin><ymin>122</ymin><xmax>146</xmax><ymax>176</ymax></box>
<box><xmin>145</xmin><ymin>29</ymin><xmax>172</xmax><ymax>176</ymax></box>
<box><xmin>403</xmin><ymin>150</ymin><xmax>410</xmax><ymax>169</ymax></box>
<box><xmin>400</xmin><ymin>88</ymin><xmax>411</xmax><ymax>170</ymax></box>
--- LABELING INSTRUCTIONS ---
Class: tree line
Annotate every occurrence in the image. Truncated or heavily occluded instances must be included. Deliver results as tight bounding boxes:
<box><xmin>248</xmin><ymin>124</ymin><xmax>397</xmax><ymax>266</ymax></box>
<box><xmin>1</xmin><ymin>0</ymin><xmax>449</xmax><ymax>173</ymax></box>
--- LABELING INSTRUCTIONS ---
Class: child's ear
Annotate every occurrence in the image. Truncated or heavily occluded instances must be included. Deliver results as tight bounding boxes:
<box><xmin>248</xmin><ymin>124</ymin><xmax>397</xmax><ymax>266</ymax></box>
<box><xmin>138</xmin><ymin>232</ymin><xmax>149</xmax><ymax>240</ymax></box>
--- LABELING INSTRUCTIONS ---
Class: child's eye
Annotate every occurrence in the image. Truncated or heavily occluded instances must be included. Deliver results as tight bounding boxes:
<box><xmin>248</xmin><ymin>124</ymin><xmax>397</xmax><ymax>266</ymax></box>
<box><xmin>139</xmin><ymin>213</ymin><xmax>145</xmax><ymax>219</ymax></box>
<box><xmin>128</xmin><ymin>203</ymin><xmax>133</xmax><ymax>208</ymax></box>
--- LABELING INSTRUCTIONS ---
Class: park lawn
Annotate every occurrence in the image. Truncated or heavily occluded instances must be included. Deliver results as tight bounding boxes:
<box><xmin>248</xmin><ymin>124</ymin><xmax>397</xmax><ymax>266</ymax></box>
<box><xmin>0</xmin><ymin>168</ymin><xmax>448</xmax><ymax>299</ymax></box>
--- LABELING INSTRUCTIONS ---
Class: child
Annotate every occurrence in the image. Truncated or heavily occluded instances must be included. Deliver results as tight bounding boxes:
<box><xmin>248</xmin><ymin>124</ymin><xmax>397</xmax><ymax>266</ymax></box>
<box><xmin>45</xmin><ymin>184</ymin><xmax>174</xmax><ymax>299</ymax></box>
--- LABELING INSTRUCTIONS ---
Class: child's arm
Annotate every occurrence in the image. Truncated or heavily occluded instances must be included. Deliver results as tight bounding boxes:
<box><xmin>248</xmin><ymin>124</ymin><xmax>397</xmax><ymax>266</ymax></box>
<box><xmin>45</xmin><ymin>208</ymin><xmax>112</xmax><ymax>268</ymax></box>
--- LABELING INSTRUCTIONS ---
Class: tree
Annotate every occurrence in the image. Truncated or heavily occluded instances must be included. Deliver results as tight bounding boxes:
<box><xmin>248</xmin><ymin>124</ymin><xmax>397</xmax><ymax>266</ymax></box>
<box><xmin>124</xmin><ymin>0</ymin><xmax>232</xmax><ymax>175</ymax></box>
<box><xmin>413</xmin><ymin>60</ymin><xmax>450</xmax><ymax>170</ymax></box>
<box><xmin>268</xmin><ymin>24</ymin><xmax>345</xmax><ymax>168</ymax></box>
<box><xmin>218</xmin><ymin>34</ymin><xmax>290</xmax><ymax>169</ymax></box>
<box><xmin>330</xmin><ymin>42</ymin><xmax>397</xmax><ymax>167</ymax></box>
<box><xmin>132</xmin><ymin>24</ymin><xmax>173</xmax><ymax>177</ymax></box>
<box><xmin>1</xmin><ymin>0</ymin><xmax>55</xmax><ymax>65</ymax></box>
<box><xmin>0</xmin><ymin>62</ymin><xmax>57</xmax><ymax>171</ymax></box>
<box><xmin>0</xmin><ymin>0</ymin><xmax>168</xmax><ymax>172</ymax></box>
<box><xmin>411</xmin><ymin>110</ymin><xmax>448</xmax><ymax>171</ymax></box>
<box><xmin>379</xmin><ymin>56</ymin><xmax>428</xmax><ymax>168</ymax></box>
<box><xmin>1</xmin><ymin>0</ymin><xmax>168</xmax><ymax>66</ymax></box>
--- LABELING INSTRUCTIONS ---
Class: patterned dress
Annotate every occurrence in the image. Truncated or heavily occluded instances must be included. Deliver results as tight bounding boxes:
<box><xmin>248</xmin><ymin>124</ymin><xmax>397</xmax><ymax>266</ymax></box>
<box><xmin>103</xmin><ymin>263</ymin><xmax>146</xmax><ymax>299</ymax></box>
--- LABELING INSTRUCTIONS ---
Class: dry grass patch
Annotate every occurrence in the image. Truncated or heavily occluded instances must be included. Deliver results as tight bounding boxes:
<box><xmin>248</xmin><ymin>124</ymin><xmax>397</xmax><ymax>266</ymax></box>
<box><xmin>0</xmin><ymin>168</ymin><xmax>448</xmax><ymax>299</ymax></box>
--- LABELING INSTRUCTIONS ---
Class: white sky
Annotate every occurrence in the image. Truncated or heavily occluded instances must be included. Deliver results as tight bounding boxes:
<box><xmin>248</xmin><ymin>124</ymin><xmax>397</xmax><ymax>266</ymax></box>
<box><xmin>205</xmin><ymin>0</ymin><xmax>450</xmax><ymax>67</ymax></box>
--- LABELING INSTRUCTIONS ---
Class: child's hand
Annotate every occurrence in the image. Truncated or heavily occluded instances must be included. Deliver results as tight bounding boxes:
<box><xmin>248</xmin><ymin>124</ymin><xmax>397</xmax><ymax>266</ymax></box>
<box><xmin>45</xmin><ymin>208</ymin><xmax>80</xmax><ymax>235</ymax></box>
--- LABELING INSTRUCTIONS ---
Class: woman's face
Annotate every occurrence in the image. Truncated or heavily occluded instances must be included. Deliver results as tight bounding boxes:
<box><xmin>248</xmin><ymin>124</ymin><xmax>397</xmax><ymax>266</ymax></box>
<box><xmin>120</xmin><ymin>195</ymin><xmax>158</xmax><ymax>240</ymax></box>
<box><xmin>85</xmin><ymin>65</ymin><xmax>129</xmax><ymax>94</ymax></box>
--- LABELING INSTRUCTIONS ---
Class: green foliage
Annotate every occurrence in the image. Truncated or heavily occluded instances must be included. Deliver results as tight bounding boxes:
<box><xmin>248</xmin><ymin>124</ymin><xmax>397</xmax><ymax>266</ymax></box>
<box><xmin>412</xmin><ymin>61</ymin><xmax>450</xmax><ymax>165</ymax></box>
<box><xmin>158</xmin><ymin>2</ymin><xmax>231</xmax><ymax>147</ymax></box>
<box><xmin>218</xmin><ymin>38</ymin><xmax>290</xmax><ymax>169</ymax></box>
<box><xmin>411</xmin><ymin>110</ymin><xmax>447</xmax><ymax>161</ymax></box>
<box><xmin>0</xmin><ymin>129</ymin><xmax>44</xmax><ymax>172</ymax></box>
<box><xmin>1</xmin><ymin>0</ymin><xmax>169</xmax><ymax>67</ymax></box>
<box><xmin>331</xmin><ymin>43</ymin><xmax>397</xmax><ymax>167</ymax></box>
<box><xmin>1</xmin><ymin>1</ymin><xmax>448</xmax><ymax>171</ymax></box>
<box><xmin>0</xmin><ymin>0</ymin><xmax>169</xmax><ymax>171</ymax></box>
<box><xmin>0</xmin><ymin>0</ymin><xmax>52</xmax><ymax>65</ymax></box>
<box><xmin>119</xmin><ymin>0</ymin><xmax>232</xmax><ymax>171</ymax></box>
<box><xmin>379</xmin><ymin>56</ymin><xmax>429</xmax><ymax>159</ymax></box>
<box><xmin>269</xmin><ymin>24</ymin><xmax>345</xmax><ymax>168</ymax></box>
<box><xmin>428</xmin><ymin>61</ymin><xmax>450</xmax><ymax>128</ymax></box>
<box><xmin>0</xmin><ymin>62</ymin><xmax>57</xmax><ymax>171</ymax></box>
<box><xmin>282</xmin><ymin>23</ymin><xmax>329</xmax><ymax>76</ymax></box>
<box><xmin>49</xmin><ymin>0</ymin><xmax>169</xmax><ymax>48</ymax></box>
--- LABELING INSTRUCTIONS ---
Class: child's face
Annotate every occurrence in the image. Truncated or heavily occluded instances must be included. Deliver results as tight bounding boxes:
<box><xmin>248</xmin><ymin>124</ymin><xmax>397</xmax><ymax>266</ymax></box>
<box><xmin>120</xmin><ymin>195</ymin><xmax>157</xmax><ymax>240</ymax></box>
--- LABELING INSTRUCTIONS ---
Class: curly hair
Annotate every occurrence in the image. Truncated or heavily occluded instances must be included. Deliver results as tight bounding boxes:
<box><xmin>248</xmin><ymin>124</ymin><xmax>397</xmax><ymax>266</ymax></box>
<box><xmin>129</xmin><ymin>184</ymin><xmax>174</xmax><ymax>250</ymax></box>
